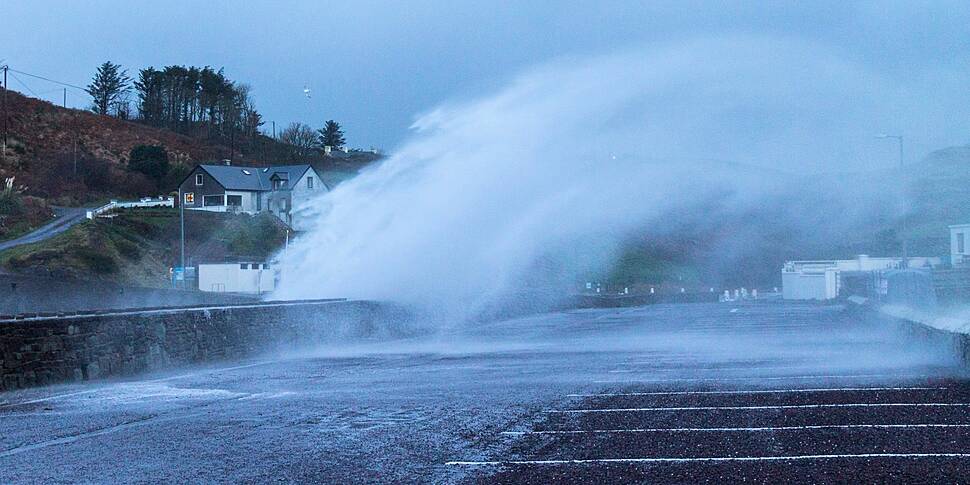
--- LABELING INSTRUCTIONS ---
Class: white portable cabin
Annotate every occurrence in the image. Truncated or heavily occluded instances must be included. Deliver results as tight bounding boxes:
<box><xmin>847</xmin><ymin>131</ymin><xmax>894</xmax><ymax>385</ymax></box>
<box><xmin>198</xmin><ymin>262</ymin><xmax>277</xmax><ymax>294</ymax></box>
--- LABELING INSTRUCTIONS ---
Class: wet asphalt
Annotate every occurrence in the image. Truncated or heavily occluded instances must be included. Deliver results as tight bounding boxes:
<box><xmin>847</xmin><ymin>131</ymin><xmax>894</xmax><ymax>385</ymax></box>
<box><xmin>0</xmin><ymin>301</ymin><xmax>966</xmax><ymax>483</ymax></box>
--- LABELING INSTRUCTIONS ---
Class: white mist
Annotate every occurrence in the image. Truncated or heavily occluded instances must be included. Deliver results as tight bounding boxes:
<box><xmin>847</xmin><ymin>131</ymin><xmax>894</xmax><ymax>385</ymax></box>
<box><xmin>272</xmin><ymin>37</ymin><xmax>909</xmax><ymax>321</ymax></box>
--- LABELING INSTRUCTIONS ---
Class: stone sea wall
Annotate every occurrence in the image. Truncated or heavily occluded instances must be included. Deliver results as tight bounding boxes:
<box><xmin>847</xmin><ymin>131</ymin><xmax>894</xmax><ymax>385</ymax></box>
<box><xmin>0</xmin><ymin>300</ymin><xmax>410</xmax><ymax>391</ymax></box>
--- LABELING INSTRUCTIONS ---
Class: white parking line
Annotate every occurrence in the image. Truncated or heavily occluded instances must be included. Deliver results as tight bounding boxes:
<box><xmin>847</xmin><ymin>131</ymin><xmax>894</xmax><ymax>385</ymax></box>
<box><xmin>606</xmin><ymin>365</ymin><xmax>808</xmax><ymax>374</ymax></box>
<box><xmin>567</xmin><ymin>387</ymin><xmax>946</xmax><ymax>397</ymax></box>
<box><xmin>446</xmin><ymin>453</ymin><xmax>970</xmax><ymax>466</ymax></box>
<box><xmin>592</xmin><ymin>374</ymin><xmax>930</xmax><ymax>383</ymax></box>
<box><xmin>501</xmin><ymin>423</ymin><xmax>970</xmax><ymax>435</ymax></box>
<box><xmin>548</xmin><ymin>403</ymin><xmax>970</xmax><ymax>413</ymax></box>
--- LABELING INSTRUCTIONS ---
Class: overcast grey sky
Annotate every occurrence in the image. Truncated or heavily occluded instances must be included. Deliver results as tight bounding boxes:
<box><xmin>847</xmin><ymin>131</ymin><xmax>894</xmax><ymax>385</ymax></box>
<box><xmin>3</xmin><ymin>0</ymin><xmax>970</xmax><ymax>166</ymax></box>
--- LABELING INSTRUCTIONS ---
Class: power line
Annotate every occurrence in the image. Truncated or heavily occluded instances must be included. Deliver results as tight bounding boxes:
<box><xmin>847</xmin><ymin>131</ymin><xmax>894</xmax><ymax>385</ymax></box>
<box><xmin>7</xmin><ymin>68</ymin><xmax>88</xmax><ymax>94</ymax></box>
<box><xmin>8</xmin><ymin>71</ymin><xmax>40</xmax><ymax>97</ymax></box>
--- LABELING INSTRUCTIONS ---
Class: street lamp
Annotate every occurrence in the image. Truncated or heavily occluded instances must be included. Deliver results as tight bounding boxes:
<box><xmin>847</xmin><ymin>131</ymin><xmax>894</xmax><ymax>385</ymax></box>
<box><xmin>875</xmin><ymin>133</ymin><xmax>907</xmax><ymax>267</ymax></box>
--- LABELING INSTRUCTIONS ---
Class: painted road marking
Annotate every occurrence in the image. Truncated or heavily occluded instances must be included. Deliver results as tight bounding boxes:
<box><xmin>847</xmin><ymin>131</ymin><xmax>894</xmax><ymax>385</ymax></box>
<box><xmin>606</xmin><ymin>365</ymin><xmax>811</xmax><ymax>373</ymax></box>
<box><xmin>567</xmin><ymin>387</ymin><xmax>946</xmax><ymax>397</ymax></box>
<box><xmin>0</xmin><ymin>413</ymin><xmax>202</xmax><ymax>458</ymax></box>
<box><xmin>547</xmin><ymin>403</ymin><xmax>970</xmax><ymax>413</ymax></box>
<box><xmin>446</xmin><ymin>453</ymin><xmax>970</xmax><ymax>466</ymax></box>
<box><xmin>500</xmin><ymin>424</ymin><xmax>970</xmax><ymax>435</ymax></box>
<box><xmin>592</xmin><ymin>374</ymin><xmax>932</xmax><ymax>383</ymax></box>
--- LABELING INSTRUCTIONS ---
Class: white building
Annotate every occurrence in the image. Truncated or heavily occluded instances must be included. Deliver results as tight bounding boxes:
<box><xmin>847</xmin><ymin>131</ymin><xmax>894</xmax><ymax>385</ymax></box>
<box><xmin>198</xmin><ymin>262</ymin><xmax>278</xmax><ymax>294</ymax></box>
<box><xmin>782</xmin><ymin>255</ymin><xmax>942</xmax><ymax>300</ymax></box>
<box><xmin>178</xmin><ymin>163</ymin><xmax>328</xmax><ymax>231</ymax></box>
<box><xmin>950</xmin><ymin>223</ymin><xmax>970</xmax><ymax>267</ymax></box>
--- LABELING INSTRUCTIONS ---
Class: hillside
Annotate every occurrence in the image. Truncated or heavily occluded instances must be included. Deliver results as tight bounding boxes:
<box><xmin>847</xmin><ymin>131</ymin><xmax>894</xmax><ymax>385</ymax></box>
<box><xmin>0</xmin><ymin>208</ymin><xmax>288</xmax><ymax>288</ymax></box>
<box><xmin>0</xmin><ymin>89</ymin><xmax>381</xmax><ymax>203</ymax></box>
<box><xmin>602</xmin><ymin>147</ymin><xmax>970</xmax><ymax>289</ymax></box>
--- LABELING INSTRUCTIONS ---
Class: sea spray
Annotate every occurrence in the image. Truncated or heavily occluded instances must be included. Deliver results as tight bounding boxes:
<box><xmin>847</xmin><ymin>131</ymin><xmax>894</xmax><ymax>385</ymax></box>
<box><xmin>273</xmin><ymin>37</ymin><xmax>905</xmax><ymax>322</ymax></box>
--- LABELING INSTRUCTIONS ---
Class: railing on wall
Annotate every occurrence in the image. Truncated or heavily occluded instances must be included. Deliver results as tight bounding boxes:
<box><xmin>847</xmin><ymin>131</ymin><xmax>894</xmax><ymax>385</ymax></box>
<box><xmin>86</xmin><ymin>197</ymin><xmax>174</xmax><ymax>219</ymax></box>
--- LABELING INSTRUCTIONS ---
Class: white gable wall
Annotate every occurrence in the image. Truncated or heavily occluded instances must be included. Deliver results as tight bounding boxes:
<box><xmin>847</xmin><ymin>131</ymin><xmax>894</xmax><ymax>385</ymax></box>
<box><xmin>289</xmin><ymin>168</ymin><xmax>327</xmax><ymax>231</ymax></box>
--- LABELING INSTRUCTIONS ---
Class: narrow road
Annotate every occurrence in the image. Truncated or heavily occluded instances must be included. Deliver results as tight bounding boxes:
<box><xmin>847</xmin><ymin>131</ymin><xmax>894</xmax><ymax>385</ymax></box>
<box><xmin>0</xmin><ymin>207</ymin><xmax>88</xmax><ymax>252</ymax></box>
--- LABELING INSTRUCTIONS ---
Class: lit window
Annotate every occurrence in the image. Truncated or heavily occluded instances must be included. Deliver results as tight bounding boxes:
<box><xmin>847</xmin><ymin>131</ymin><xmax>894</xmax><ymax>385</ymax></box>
<box><xmin>196</xmin><ymin>174</ymin><xmax>204</xmax><ymax>186</ymax></box>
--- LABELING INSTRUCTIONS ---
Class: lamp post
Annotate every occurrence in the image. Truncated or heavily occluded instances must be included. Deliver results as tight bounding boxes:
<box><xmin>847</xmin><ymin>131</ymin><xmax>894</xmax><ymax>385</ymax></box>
<box><xmin>875</xmin><ymin>133</ymin><xmax>906</xmax><ymax>268</ymax></box>
<box><xmin>179</xmin><ymin>187</ymin><xmax>186</xmax><ymax>289</ymax></box>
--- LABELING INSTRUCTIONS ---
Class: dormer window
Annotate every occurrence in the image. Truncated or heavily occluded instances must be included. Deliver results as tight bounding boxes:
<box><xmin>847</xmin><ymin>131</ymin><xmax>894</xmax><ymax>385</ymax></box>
<box><xmin>196</xmin><ymin>174</ymin><xmax>204</xmax><ymax>186</ymax></box>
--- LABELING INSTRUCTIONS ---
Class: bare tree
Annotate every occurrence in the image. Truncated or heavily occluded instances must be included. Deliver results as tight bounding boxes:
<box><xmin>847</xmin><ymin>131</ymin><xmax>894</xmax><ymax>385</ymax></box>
<box><xmin>278</xmin><ymin>122</ymin><xmax>316</xmax><ymax>159</ymax></box>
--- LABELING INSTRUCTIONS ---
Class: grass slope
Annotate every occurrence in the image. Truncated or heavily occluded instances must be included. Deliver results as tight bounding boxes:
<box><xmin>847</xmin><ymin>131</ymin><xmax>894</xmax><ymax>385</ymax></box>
<box><xmin>0</xmin><ymin>208</ymin><xmax>287</xmax><ymax>288</ymax></box>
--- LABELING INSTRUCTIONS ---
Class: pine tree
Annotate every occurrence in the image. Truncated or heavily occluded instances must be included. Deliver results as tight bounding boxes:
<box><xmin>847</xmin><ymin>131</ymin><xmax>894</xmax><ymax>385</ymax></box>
<box><xmin>86</xmin><ymin>62</ymin><xmax>131</xmax><ymax>116</ymax></box>
<box><xmin>317</xmin><ymin>120</ymin><xmax>346</xmax><ymax>150</ymax></box>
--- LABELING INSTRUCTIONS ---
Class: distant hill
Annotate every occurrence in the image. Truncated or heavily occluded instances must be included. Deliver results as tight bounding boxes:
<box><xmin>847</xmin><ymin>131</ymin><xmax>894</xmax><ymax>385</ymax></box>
<box><xmin>908</xmin><ymin>145</ymin><xmax>970</xmax><ymax>242</ymax></box>
<box><xmin>603</xmin><ymin>147</ymin><xmax>970</xmax><ymax>289</ymax></box>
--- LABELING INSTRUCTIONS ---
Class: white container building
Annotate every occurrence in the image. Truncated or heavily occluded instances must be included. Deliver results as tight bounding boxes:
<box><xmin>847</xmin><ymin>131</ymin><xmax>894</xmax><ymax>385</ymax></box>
<box><xmin>198</xmin><ymin>262</ymin><xmax>278</xmax><ymax>294</ymax></box>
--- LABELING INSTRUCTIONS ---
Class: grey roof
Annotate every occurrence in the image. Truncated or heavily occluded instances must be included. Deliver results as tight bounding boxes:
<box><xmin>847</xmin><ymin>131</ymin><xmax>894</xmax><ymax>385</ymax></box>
<box><xmin>197</xmin><ymin>164</ymin><xmax>313</xmax><ymax>192</ymax></box>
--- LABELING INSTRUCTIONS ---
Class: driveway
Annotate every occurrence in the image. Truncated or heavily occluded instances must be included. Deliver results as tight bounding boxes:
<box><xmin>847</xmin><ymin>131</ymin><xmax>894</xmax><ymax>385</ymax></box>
<box><xmin>0</xmin><ymin>206</ymin><xmax>88</xmax><ymax>252</ymax></box>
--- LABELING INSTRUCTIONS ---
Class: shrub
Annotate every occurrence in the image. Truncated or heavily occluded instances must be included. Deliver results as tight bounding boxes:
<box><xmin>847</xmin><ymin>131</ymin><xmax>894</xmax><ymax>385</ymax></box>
<box><xmin>128</xmin><ymin>145</ymin><xmax>170</xmax><ymax>183</ymax></box>
<box><xmin>114</xmin><ymin>238</ymin><xmax>141</xmax><ymax>259</ymax></box>
<box><xmin>74</xmin><ymin>247</ymin><xmax>118</xmax><ymax>274</ymax></box>
<box><xmin>0</xmin><ymin>178</ymin><xmax>25</xmax><ymax>216</ymax></box>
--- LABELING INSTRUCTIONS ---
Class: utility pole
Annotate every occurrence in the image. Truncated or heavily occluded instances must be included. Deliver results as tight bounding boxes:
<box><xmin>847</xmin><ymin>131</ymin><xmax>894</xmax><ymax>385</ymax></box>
<box><xmin>876</xmin><ymin>133</ymin><xmax>906</xmax><ymax>268</ymax></box>
<box><xmin>2</xmin><ymin>64</ymin><xmax>8</xmax><ymax>160</ymax></box>
<box><xmin>179</xmin><ymin>186</ymin><xmax>186</xmax><ymax>289</ymax></box>
<box><xmin>62</xmin><ymin>88</ymin><xmax>67</xmax><ymax>108</ymax></box>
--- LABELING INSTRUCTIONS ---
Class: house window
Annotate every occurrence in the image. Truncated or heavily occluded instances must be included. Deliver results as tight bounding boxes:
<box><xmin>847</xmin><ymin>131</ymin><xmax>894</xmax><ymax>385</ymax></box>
<box><xmin>183</xmin><ymin>192</ymin><xmax>195</xmax><ymax>205</ymax></box>
<box><xmin>959</xmin><ymin>232</ymin><xmax>966</xmax><ymax>254</ymax></box>
<box><xmin>240</xmin><ymin>263</ymin><xmax>248</xmax><ymax>270</ymax></box>
<box><xmin>203</xmin><ymin>195</ymin><xmax>224</xmax><ymax>206</ymax></box>
<box><xmin>196</xmin><ymin>174</ymin><xmax>204</xmax><ymax>186</ymax></box>
<box><xmin>307</xmin><ymin>176</ymin><xmax>314</xmax><ymax>189</ymax></box>
<box><xmin>262</xmin><ymin>263</ymin><xmax>270</xmax><ymax>269</ymax></box>
<box><xmin>227</xmin><ymin>195</ymin><xmax>242</xmax><ymax>206</ymax></box>
<box><xmin>256</xmin><ymin>196</ymin><xmax>261</xmax><ymax>211</ymax></box>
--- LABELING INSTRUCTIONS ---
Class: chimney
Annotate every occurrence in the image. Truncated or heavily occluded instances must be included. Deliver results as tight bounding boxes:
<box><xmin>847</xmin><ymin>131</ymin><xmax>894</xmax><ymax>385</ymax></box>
<box><xmin>324</xmin><ymin>146</ymin><xmax>332</xmax><ymax>155</ymax></box>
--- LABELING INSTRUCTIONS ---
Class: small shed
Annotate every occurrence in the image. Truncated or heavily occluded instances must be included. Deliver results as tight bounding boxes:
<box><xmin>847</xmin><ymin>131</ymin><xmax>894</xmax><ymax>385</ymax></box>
<box><xmin>198</xmin><ymin>262</ymin><xmax>277</xmax><ymax>294</ymax></box>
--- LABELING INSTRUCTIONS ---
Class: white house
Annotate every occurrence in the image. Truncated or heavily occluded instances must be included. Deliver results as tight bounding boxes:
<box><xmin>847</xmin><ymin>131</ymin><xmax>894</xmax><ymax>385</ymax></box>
<box><xmin>198</xmin><ymin>262</ymin><xmax>278</xmax><ymax>294</ymax></box>
<box><xmin>950</xmin><ymin>223</ymin><xmax>970</xmax><ymax>267</ymax></box>
<box><xmin>178</xmin><ymin>163</ymin><xmax>328</xmax><ymax>231</ymax></box>
<box><xmin>782</xmin><ymin>255</ymin><xmax>942</xmax><ymax>300</ymax></box>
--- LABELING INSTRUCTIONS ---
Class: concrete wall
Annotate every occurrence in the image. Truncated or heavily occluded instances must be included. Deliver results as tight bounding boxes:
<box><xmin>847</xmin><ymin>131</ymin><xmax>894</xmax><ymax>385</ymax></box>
<box><xmin>0</xmin><ymin>299</ymin><xmax>412</xmax><ymax>392</ymax></box>
<box><xmin>868</xmin><ymin>305</ymin><xmax>970</xmax><ymax>367</ymax></box>
<box><xmin>0</xmin><ymin>274</ymin><xmax>256</xmax><ymax>315</ymax></box>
